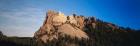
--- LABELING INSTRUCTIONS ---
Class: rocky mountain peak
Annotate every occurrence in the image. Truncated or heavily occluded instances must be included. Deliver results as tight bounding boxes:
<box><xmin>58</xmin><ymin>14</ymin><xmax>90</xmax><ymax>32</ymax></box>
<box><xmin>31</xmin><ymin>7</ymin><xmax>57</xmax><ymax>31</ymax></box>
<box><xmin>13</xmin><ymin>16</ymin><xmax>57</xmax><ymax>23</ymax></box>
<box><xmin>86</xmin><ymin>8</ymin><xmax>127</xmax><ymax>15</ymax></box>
<box><xmin>34</xmin><ymin>10</ymin><xmax>93</xmax><ymax>43</ymax></box>
<box><xmin>0</xmin><ymin>10</ymin><xmax>137</xmax><ymax>46</ymax></box>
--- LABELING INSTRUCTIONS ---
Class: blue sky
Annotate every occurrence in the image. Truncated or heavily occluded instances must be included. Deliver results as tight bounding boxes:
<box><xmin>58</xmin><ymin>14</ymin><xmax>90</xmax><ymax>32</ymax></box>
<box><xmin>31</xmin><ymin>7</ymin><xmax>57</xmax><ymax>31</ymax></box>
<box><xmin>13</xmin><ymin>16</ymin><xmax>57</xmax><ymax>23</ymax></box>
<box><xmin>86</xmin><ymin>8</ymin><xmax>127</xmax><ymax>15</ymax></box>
<box><xmin>0</xmin><ymin>0</ymin><xmax>140</xmax><ymax>37</ymax></box>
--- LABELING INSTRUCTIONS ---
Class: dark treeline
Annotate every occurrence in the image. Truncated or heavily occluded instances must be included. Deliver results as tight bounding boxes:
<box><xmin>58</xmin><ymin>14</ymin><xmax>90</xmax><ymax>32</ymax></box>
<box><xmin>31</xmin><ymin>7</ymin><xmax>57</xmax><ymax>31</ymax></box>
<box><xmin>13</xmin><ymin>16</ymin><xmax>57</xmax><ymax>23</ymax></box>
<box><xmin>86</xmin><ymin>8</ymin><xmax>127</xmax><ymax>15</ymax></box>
<box><xmin>0</xmin><ymin>18</ymin><xmax>140</xmax><ymax>46</ymax></box>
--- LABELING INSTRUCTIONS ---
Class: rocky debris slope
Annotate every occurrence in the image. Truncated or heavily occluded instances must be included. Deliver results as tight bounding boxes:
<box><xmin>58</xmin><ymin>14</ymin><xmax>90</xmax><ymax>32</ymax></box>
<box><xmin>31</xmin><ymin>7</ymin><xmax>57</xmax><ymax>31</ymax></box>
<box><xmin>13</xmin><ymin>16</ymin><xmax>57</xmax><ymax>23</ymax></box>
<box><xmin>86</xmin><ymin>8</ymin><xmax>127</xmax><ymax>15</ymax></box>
<box><xmin>34</xmin><ymin>10</ymin><xmax>92</xmax><ymax>44</ymax></box>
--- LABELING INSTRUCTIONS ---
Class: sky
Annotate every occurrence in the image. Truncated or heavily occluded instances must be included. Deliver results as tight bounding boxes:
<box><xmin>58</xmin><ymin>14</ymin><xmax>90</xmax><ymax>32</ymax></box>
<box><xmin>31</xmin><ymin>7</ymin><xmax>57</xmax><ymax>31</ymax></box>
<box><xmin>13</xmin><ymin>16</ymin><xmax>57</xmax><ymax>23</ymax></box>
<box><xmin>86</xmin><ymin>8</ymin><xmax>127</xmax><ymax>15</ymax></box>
<box><xmin>0</xmin><ymin>0</ymin><xmax>140</xmax><ymax>37</ymax></box>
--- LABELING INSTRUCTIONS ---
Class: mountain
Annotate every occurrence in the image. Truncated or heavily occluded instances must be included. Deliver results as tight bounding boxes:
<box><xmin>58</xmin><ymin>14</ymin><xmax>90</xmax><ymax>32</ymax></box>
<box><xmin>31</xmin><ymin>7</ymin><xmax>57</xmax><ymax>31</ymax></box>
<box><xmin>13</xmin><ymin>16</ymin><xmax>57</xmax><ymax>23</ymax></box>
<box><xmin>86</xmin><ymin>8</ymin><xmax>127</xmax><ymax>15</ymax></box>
<box><xmin>0</xmin><ymin>10</ymin><xmax>140</xmax><ymax>46</ymax></box>
<box><xmin>34</xmin><ymin>10</ymin><xmax>89</xmax><ymax>43</ymax></box>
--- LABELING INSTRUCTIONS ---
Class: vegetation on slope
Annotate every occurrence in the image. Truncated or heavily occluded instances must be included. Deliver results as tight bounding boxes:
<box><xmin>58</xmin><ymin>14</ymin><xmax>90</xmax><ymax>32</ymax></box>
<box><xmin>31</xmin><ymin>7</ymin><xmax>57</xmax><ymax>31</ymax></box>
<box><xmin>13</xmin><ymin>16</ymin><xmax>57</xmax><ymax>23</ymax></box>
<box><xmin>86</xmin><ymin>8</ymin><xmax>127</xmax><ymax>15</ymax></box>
<box><xmin>0</xmin><ymin>17</ymin><xmax>140</xmax><ymax>46</ymax></box>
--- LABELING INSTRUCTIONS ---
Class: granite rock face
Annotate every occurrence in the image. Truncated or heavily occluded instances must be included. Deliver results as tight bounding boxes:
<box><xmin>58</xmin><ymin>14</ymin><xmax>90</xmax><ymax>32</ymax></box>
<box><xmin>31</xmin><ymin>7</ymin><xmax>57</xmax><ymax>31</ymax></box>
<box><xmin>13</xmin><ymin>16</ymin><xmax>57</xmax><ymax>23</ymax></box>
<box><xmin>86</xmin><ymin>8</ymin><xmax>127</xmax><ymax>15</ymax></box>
<box><xmin>34</xmin><ymin>10</ymin><xmax>96</xmax><ymax>44</ymax></box>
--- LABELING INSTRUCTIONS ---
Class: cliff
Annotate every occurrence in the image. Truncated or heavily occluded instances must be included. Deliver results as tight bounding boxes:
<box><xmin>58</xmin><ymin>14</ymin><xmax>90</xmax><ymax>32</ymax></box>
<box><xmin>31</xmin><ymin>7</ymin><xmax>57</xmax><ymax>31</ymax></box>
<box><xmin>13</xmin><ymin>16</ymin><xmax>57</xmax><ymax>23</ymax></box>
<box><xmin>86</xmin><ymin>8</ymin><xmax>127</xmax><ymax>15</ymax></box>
<box><xmin>34</xmin><ymin>10</ymin><xmax>90</xmax><ymax>43</ymax></box>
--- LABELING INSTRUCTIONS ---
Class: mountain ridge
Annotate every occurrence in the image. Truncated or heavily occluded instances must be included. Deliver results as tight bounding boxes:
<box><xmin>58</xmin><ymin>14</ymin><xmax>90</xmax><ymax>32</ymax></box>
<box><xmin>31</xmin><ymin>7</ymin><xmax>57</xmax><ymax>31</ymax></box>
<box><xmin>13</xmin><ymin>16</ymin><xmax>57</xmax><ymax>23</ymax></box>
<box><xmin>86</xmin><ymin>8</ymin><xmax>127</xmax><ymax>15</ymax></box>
<box><xmin>33</xmin><ymin>10</ymin><xmax>136</xmax><ymax>46</ymax></box>
<box><xmin>0</xmin><ymin>10</ymin><xmax>140</xmax><ymax>46</ymax></box>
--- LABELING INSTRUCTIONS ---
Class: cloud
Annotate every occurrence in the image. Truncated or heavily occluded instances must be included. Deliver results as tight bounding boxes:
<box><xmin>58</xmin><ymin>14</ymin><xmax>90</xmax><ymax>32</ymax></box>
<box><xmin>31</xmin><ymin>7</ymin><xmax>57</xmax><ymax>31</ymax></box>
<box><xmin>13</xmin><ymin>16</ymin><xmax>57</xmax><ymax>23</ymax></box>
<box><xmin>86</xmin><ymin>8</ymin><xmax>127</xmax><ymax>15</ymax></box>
<box><xmin>0</xmin><ymin>7</ymin><xmax>46</xmax><ymax>37</ymax></box>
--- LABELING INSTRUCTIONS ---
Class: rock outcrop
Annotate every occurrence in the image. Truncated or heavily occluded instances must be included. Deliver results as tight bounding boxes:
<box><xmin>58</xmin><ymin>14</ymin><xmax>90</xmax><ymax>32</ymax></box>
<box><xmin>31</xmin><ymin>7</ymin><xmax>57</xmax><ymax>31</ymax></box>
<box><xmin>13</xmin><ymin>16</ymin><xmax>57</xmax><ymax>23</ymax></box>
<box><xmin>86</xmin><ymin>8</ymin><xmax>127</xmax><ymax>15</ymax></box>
<box><xmin>34</xmin><ymin>10</ymin><xmax>89</xmax><ymax>44</ymax></box>
<box><xmin>52</xmin><ymin>11</ymin><xmax>67</xmax><ymax>26</ymax></box>
<box><xmin>84</xmin><ymin>17</ymin><xmax>96</xmax><ymax>29</ymax></box>
<box><xmin>57</xmin><ymin>24</ymin><xmax>88</xmax><ymax>39</ymax></box>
